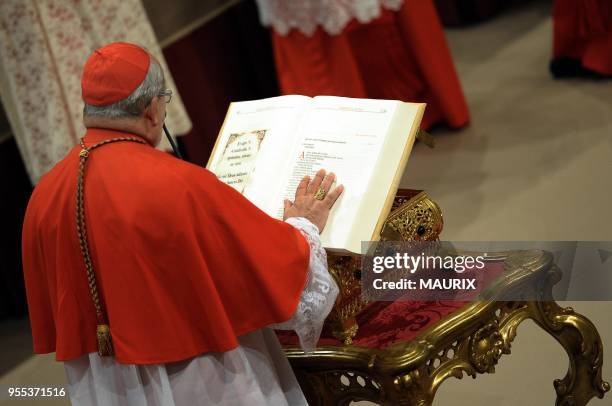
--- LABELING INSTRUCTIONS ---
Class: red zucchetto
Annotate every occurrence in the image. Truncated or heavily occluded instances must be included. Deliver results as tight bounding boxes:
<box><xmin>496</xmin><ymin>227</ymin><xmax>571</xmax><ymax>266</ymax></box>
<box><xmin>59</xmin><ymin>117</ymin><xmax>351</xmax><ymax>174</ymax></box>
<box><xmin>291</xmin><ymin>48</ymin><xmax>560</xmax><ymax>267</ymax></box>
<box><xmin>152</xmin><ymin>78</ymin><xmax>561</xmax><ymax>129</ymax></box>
<box><xmin>81</xmin><ymin>42</ymin><xmax>151</xmax><ymax>106</ymax></box>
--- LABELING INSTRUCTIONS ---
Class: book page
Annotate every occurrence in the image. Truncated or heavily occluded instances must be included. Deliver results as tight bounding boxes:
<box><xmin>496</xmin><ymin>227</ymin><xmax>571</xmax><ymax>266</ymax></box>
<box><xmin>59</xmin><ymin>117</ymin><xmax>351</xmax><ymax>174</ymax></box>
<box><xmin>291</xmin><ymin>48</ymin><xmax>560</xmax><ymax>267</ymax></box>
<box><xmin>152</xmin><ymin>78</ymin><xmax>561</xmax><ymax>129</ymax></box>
<box><xmin>278</xmin><ymin>96</ymin><xmax>401</xmax><ymax>250</ymax></box>
<box><xmin>207</xmin><ymin>95</ymin><xmax>311</xmax><ymax>215</ymax></box>
<box><xmin>346</xmin><ymin>102</ymin><xmax>424</xmax><ymax>253</ymax></box>
<box><xmin>213</xmin><ymin>130</ymin><xmax>266</xmax><ymax>193</ymax></box>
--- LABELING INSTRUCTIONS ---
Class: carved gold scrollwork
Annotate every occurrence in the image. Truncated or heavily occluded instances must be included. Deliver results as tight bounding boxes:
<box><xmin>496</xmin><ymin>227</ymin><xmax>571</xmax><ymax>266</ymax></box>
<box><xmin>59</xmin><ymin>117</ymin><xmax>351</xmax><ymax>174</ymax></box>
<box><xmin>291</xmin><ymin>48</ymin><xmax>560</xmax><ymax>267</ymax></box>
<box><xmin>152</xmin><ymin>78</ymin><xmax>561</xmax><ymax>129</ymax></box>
<box><xmin>326</xmin><ymin>190</ymin><xmax>444</xmax><ymax>344</ymax></box>
<box><xmin>529</xmin><ymin>268</ymin><xmax>610</xmax><ymax>406</ymax></box>
<box><xmin>469</xmin><ymin>322</ymin><xmax>504</xmax><ymax>374</ymax></box>
<box><xmin>380</xmin><ymin>191</ymin><xmax>443</xmax><ymax>242</ymax></box>
<box><xmin>285</xmin><ymin>251</ymin><xmax>610</xmax><ymax>406</ymax></box>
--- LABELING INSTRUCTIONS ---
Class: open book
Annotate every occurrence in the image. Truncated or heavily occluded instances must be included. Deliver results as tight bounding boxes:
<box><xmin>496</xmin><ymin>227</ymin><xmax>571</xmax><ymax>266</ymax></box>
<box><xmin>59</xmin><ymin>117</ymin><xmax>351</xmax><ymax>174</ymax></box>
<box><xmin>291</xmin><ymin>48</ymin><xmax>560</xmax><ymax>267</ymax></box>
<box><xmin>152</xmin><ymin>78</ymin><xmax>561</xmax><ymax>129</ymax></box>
<box><xmin>206</xmin><ymin>95</ymin><xmax>425</xmax><ymax>254</ymax></box>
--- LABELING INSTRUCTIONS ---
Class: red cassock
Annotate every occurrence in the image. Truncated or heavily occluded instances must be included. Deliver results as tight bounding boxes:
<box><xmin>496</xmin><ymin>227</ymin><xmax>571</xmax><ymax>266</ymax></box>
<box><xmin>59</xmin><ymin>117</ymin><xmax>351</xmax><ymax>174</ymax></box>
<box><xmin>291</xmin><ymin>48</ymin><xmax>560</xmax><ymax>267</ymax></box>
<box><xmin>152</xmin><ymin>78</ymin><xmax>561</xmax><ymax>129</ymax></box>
<box><xmin>22</xmin><ymin>128</ymin><xmax>310</xmax><ymax>364</ymax></box>
<box><xmin>553</xmin><ymin>0</ymin><xmax>612</xmax><ymax>75</ymax></box>
<box><xmin>270</xmin><ymin>0</ymin><xmax>470</xmax><ymax>129</ymax></box>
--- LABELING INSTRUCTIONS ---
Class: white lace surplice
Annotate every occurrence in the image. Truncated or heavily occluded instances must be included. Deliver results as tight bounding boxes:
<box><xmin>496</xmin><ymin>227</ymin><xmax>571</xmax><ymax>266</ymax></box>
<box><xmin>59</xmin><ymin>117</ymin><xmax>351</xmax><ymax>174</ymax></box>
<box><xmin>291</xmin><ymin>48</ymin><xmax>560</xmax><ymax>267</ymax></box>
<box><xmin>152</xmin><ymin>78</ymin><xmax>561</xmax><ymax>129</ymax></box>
<box><xmin>255</xmin><ymin>0</ymin><xmax>404</xmax><ymax>36</ymax></box>
<box><xmin>64</xmin><ymin>217</ymin><xmax>338</xmax><ymax>406</ymax></box>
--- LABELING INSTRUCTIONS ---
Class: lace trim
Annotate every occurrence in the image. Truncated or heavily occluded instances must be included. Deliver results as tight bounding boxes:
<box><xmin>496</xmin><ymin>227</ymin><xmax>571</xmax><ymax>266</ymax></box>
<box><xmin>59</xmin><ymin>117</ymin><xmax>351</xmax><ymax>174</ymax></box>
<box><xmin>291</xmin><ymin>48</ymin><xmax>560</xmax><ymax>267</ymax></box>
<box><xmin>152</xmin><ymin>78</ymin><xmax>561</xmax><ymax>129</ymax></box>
<box><xmin>255</xmin><ymin>0</ymin><xmax>404</xmax><ymax>36</ymax></box>
<box><xmin>273</xmin><ymin>217</ymin><xmax>338</xmax><ymax>352</ymax></box>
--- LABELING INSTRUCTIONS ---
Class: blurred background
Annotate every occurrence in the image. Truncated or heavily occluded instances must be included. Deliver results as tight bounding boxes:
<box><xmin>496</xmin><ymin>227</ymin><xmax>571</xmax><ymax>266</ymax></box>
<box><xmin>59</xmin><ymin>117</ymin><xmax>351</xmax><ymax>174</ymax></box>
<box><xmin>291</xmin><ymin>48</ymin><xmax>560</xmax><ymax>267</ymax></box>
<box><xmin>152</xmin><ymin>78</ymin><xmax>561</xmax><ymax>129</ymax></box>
<box><xmin>1</xmin><ymin>0</ymin><xmax>611</xmax><ymax>404</ymax></box>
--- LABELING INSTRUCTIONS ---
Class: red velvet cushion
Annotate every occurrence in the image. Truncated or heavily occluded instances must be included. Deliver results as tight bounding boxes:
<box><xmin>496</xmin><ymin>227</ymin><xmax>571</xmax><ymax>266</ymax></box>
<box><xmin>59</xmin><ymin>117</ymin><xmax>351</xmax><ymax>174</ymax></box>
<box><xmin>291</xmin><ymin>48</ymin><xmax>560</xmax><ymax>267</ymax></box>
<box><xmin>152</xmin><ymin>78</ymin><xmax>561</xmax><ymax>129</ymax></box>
<box><xmin>278</xmin><ymin>261</ymin><xmax>506</xmax><ymax>349</ymax></box>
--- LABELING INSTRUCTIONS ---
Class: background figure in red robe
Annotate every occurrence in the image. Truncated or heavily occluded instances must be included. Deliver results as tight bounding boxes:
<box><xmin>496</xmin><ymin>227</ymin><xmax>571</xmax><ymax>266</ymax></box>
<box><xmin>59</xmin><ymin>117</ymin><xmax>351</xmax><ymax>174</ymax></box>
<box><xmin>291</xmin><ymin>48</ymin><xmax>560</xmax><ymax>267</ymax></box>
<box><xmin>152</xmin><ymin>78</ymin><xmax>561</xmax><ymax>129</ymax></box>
<box><xmin>551</xmin><ymin>0</ymin><xmax>612</xmax><ymax>77</ymax></box>
<box><xmin>257</xmin><ymin>0</ymin><xmax>470</xmax><ymax>130</ymax></box>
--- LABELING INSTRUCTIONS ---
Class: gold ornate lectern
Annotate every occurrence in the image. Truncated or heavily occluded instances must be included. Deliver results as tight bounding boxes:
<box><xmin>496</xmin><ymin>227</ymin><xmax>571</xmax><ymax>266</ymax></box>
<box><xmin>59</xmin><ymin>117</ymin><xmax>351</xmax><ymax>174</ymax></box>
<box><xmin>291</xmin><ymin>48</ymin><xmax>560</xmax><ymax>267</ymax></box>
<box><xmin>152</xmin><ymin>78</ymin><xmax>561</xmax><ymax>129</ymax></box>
<box><xmin>280</xmin><ymin>190</ymin><xmax>610</xmax><ymax>406</ymax></box>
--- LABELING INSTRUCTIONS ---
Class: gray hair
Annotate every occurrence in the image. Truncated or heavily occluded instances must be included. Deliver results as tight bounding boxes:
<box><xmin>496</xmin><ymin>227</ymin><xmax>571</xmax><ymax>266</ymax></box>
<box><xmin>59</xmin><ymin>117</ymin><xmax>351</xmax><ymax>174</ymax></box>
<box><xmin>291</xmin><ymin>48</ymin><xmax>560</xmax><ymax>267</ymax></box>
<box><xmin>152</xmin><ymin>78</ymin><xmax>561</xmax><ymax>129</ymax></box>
<box><xmin>83</xmin><ymin>59</ymin><xmax>165</xmax><ymax>119</ymax></box>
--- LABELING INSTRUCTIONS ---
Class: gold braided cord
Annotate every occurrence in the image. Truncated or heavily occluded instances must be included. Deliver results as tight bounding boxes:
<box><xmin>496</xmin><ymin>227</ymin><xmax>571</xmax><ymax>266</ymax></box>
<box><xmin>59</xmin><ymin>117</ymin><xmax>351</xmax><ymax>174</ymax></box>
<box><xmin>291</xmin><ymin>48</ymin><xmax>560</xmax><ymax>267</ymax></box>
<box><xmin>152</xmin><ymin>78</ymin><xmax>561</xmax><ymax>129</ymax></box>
<box><xmin>76</xmin><ymin>136</ymin><xmax>146</xmax><ymax>356</ymax></box>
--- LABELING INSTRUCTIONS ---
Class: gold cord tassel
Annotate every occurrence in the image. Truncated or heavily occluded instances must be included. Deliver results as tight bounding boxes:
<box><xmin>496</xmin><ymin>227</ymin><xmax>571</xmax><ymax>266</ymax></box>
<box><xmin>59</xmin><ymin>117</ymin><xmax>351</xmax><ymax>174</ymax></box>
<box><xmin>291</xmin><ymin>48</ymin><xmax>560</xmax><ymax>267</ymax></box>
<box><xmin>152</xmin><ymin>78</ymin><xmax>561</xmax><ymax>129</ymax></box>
<box><xmin>96</xmin><ymin>324</ymin><xmax>114</xmax><ymax>356</ymax></box>
<box><xmin>77</xmin><ymin>138</ymin><xmax>145</xmax><ymax>359</ymax></box>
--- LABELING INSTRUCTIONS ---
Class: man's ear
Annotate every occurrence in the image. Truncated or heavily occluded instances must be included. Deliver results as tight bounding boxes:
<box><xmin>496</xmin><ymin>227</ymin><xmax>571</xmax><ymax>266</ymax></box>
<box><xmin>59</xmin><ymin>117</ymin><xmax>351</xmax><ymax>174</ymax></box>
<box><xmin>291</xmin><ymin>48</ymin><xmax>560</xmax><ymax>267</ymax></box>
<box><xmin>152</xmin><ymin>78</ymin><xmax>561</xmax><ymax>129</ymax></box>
<box><xmin>145</xmin><ymin>97</ymin><xmax>160</xmax><ymax>127</ymax></box>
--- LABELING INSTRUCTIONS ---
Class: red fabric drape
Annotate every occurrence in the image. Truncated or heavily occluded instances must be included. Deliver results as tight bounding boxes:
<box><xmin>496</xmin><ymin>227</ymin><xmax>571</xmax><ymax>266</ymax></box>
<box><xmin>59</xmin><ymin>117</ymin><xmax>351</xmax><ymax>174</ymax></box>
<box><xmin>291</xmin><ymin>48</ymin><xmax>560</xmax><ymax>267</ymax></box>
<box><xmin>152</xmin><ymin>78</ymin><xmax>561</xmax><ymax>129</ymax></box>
<box><xmin>271</xmin><ymin>0</ymin><xmax>469</xmax><ymax>130</ymax></box>
<box><xmin>553</xmin><ymin>0</ymin><xmax>612</xmax><ymax>75</ymax></box>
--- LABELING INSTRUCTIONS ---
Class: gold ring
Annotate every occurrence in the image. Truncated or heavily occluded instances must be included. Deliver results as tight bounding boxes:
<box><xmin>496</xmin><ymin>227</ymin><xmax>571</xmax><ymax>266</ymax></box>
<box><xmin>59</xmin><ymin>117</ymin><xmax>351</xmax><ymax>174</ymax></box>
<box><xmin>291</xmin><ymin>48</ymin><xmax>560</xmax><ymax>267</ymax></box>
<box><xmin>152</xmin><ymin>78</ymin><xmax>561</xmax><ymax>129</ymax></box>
<box><xmin>314</xmin><ymin>186</ymin><xmax>326</xmax><ymax>200</ymax></box>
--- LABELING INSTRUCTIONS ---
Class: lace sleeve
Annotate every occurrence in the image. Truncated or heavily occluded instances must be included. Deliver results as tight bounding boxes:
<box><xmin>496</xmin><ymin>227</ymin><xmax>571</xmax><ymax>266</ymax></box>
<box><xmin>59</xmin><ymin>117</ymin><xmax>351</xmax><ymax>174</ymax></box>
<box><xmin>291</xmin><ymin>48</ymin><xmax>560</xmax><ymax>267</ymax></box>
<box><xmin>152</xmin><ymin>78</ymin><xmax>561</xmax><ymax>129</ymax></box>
<box><xmin>272</xmin><ymin>217</ymin><xmax>339</xmax><ymax>352</ymax></box>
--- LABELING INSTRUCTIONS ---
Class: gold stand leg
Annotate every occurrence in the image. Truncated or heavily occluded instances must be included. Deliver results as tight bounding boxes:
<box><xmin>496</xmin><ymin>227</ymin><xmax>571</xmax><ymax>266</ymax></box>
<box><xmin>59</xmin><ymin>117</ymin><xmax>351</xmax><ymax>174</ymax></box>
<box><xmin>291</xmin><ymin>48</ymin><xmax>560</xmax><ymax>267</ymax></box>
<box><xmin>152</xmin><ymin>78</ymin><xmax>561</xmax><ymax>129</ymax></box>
<box><xmin>529</xmin><ymin>268</ymin><xmax>610</xmax><ymax>406</ymax></box>
<box><xmin>531</xmin><ymin>301</ymin><xmax>610</xmax><ymax>406</ymax></box>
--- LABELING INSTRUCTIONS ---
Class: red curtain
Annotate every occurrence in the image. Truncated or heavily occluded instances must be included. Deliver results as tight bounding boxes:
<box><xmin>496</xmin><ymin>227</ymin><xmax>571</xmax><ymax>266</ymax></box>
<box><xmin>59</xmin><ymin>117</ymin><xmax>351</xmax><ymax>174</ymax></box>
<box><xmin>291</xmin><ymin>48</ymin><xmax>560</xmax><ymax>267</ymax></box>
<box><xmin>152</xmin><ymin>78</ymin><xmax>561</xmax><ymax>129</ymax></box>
<box><xmin>553</xmin><ymin>0</ymin><xmax>612</xmax><ymax>75</ymax></box>
<box><xmin>271</xmin><ymin>0</ymin><xmax>470</xmax><ymax>130</ymax></box>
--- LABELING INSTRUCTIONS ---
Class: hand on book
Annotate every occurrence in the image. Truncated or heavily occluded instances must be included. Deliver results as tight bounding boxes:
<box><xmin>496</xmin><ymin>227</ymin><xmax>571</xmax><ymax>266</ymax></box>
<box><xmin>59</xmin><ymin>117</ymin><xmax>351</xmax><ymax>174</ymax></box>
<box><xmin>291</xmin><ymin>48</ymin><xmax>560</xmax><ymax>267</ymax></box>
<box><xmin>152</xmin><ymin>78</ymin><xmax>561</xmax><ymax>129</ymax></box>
<box><xmin>283</xmin><ymin>169</ymin><xmax>344</xmax><ymax>234</ymax></box>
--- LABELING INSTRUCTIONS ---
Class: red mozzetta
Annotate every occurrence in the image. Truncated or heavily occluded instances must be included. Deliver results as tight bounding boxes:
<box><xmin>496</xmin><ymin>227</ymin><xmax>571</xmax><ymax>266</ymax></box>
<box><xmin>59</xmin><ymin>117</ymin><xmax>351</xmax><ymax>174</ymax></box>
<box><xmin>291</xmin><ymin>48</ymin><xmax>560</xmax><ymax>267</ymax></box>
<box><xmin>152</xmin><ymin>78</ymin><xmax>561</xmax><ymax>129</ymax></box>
<box><xmin>22</xmin><ymin>128</ymin><xmax>310</xmax><ymax>364</ymax></box>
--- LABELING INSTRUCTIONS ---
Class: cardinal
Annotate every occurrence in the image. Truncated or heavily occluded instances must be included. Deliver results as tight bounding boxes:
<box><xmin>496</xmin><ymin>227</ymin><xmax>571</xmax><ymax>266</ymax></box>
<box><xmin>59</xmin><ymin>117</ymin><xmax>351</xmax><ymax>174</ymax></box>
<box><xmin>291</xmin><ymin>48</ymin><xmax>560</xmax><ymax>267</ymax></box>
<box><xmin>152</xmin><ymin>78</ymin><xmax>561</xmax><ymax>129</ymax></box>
<box><xmin>22</xmin><ymin>42</ymin><xmax>343</xmax><ymax>405</ymax></box>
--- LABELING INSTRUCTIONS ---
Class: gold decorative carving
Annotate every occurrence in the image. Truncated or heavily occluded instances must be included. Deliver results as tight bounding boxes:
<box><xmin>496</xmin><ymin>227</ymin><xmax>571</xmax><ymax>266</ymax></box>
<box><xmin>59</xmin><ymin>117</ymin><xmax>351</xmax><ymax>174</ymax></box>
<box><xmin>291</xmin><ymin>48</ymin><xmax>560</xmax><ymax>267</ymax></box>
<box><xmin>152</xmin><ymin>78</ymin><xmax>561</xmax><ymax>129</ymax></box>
<box><xmin>380</xmin><ymin>190</ymin><xmax>443</xmax><ymax>242</ymax></box>
<box><xmin>469</xmin><ymin>322</ymin><xmax>504</xmax><ymax>374</ymax></box>
<box><xmin>325</xmin><ymin>189</ymin><xmax>443</xmax><ymax>344</ymax></box>
<box><xmin>284</xmin><ymin>250</ymin><xmax>610</xmax><ymax>406</ymax></box>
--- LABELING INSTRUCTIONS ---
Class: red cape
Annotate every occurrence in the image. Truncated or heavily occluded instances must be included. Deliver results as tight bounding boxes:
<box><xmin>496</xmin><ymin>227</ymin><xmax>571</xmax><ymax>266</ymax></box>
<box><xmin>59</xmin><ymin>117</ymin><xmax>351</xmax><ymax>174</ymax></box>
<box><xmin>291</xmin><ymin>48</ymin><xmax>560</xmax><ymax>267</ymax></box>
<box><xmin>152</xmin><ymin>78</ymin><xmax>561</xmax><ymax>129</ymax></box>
<box><xmin>554</xmin><ymin>0</ymin><xmax>612</xmax><ymax>75</ymax></box>
<box><xmin>270</xmin><ymin>0</ymin><xmax>470</xmax><ymax>129</ymax></box>
<box><xmin>22</xmin><ymin>128</ymin><xmax>310</xmax><ymax>364</ymax></box>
